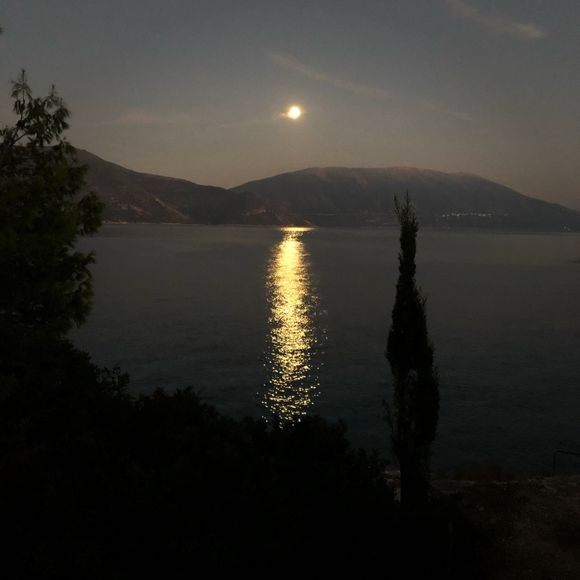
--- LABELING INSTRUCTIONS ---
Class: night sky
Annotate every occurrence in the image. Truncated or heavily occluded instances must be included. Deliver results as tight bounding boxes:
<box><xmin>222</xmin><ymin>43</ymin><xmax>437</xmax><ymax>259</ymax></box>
<box><xmin>1</xmin><ymin>0</ymin><xmax>578</xmax><ymax>208</ymax></box>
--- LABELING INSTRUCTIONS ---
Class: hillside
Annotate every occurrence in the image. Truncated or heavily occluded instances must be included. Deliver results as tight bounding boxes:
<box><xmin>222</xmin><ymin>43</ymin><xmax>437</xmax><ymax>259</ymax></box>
<box><xmin>76</xmin><ymin>152</ymin><xmax>580</xmax><ymax>230</ymax></box>
<box><xmin>234</xmin><ymin>167</ymin><xmax>580</xmax><ymax>230</ymax></box>
<box><xmin>76</xmin><ymin>150</ymin><xmax>297</xmax><ymax>225</ymax></box>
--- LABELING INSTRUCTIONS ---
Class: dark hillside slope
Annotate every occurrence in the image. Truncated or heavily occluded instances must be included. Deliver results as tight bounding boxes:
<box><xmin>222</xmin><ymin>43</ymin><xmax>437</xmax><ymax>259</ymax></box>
<box><xmin>76</xmin><ymin>150</ymin><xmax>297</xmax><ymax>225</ymax></box>
<box><xmin>234</xmin><ymin>167</ymin><xmax>580</xmax><ymax>230</ymax></box>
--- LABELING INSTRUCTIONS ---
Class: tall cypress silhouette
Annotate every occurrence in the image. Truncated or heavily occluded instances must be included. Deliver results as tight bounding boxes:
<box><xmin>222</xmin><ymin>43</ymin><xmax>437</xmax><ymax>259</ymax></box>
<box><xmin>386</xmin><ymin>193</ymin><xmax>439</xmax><ymax>508</ymax></box>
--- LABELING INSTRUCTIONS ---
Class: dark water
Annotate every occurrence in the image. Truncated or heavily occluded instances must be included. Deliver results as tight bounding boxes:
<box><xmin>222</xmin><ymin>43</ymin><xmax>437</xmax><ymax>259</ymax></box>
<box><xmin>73</xmin><ymin>224</ymin><xmax>580</xmax><ymax>473</ymax></box>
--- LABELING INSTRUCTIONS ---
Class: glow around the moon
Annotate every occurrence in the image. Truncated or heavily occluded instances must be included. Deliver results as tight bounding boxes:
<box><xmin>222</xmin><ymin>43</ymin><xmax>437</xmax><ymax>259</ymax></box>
<box><xmin>286</xmin><ymin>105</ymin><xmax>302</xmax><ymax>120</ymax></box>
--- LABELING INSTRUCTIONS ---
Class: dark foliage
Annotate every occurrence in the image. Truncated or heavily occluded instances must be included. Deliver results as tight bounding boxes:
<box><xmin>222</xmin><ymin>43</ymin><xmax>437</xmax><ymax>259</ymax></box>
<box><xmin>0</xmin><ymin>76</ymin><xmax>458</xmax><ymax>578</ymax></box>
<box><xmin>387</xmin><ymin>194</ymin><xmax>439</xmax><ymax>508</ymax></box>
<box><xmin>0</xmin><ymin>340</ymin><xmax>405</xmax><ymax>577</ymax></box>
<box><xmin>0</xmin><ymin>71</ymin><xmax>103</xmax><ymax>346</ymax></box>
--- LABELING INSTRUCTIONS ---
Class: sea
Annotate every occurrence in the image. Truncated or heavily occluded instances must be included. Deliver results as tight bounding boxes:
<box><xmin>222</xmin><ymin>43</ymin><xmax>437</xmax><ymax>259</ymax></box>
<box><xmin>73</xmin><ymin>224</ymin><xmax>580</xmax><ymax>474</ymax></box>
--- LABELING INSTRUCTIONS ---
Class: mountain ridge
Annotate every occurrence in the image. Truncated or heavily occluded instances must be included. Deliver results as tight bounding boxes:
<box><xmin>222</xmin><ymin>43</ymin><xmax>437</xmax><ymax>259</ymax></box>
<box><xmin>76</xmin><ymin>149</ymin><xmax>298</xmax><ymax>225</ymax></box>
<box><xmin>233</xmin><ymin>166</ymin><xmax>580</xmax><ymax>230</ymax></box>
<box><xmin>76</xmin><ymin>150</ymin><xmax>580</xmax><ymax>230</ymax></box>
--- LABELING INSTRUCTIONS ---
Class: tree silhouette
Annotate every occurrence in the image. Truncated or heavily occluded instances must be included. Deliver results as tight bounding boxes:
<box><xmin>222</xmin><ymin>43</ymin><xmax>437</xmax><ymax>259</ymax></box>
<box><xmin>0</xmin><ymin>70</ymin><xmax>103</xmax><ymax>351</ymax></box>
<box><xmin>386</xmin><ymin>193</ymin><xmax>439</xmax><ymax>509</ymax></box>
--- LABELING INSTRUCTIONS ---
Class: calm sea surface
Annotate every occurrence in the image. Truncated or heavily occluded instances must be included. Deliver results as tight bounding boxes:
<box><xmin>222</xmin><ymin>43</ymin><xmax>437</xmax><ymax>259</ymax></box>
<box><xmin>73</xmin><ymin>225</ymin><xmax>580</xmax><ymax>473</ymax></box>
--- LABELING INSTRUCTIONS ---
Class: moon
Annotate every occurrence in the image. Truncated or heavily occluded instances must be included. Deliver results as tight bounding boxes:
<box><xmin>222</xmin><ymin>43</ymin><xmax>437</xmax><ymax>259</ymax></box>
<box><xmin>286</xmin><ymin>105</ymin><xmax>302</xmax><ymax>120</ymax></box>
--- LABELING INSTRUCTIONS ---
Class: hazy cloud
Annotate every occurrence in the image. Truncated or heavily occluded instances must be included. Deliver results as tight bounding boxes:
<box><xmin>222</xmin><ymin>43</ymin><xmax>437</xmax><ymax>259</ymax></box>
<box><xmin>103</xmin><ymin>109</ymin><xmax>195</xmax><ymax>126</ymax></box>
<box><xmin>420</xmin><ymin>100</ymin><xmax>475</xmax><ymax>123</ymax></box>
<box><xmin>445</xmin><ymin>0</ymin><xmax>547</xmax><ymax>40</ymax></box>
<box><xmin>268</xmin><ymin>50</ymin><xmax>475</xmax><ymax>125</ymax></box>
<box><xmin>211</xmin><ymin>117</ymin><xmax>276</xmax><ymax>131</ymax></box>
<box><xmin>102</xmin><ymin>109</ymin><xmax>277</xmax><ymax>132</ymax></box>
<box><xmin>267</xmin><ymin>51</ymin><xmax>391</xmax><ymax>100</ymax></box>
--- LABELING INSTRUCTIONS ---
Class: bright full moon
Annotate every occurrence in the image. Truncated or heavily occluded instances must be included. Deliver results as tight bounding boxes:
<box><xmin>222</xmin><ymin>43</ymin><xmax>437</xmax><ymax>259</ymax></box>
<box><xmin>286</xmin><ymin>105</ymin><xmax>302</xmax><ymax>120</ymax></box>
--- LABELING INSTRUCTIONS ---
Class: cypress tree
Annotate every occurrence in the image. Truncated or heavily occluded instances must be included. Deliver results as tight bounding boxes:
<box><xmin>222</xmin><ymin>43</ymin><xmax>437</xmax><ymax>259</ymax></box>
<box><xmin>386</xmin><ymin>193</ymin><xmax>439</xmax><ymax>508</ymax></box>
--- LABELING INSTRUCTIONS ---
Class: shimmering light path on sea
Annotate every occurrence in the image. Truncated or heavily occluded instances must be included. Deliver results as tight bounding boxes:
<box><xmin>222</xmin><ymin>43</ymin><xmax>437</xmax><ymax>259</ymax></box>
<box><xmin>262</xmin><ymin>227</ymin><xmax>323</xmax><ymax>423</ymax></box>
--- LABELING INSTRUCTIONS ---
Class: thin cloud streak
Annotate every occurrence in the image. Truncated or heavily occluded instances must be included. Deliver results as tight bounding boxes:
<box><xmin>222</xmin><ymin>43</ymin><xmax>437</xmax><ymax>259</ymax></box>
<box><xmin>420</xmin><ymin>100</ymin><xmax>475</xmax><ymax>123</ymax></box>
<box><xmin>105</xmin><ymin>52</ymin><xmax>476</xmax><ymax>132</ymax></box>
<box><xmin>445</xmin><ymin>0</ymin><xmax>547</xmax><ymax>40</ymax></box>
<box><xmin>102</xmin><ymin>109</ymin><xmax>195</xmax><ymax>126</ymax></box>
<box><xmin>268</xmin><ymin>50</ymin><xmax>476</xmax><ymax>125</ymax></box>
<box><xmin>267</xmin><ymin>51</ymin><xmax>391</xmax><ymax>100</ymax></box>
<box><xmin>211</xmin><ymin>117</ymin><xmax>276</xmax><ymax>131</ymax></box>
<box><xmin>101</xmin><ymin>109</ymin><xmax>275</xmax><ymax>132</ymax></box>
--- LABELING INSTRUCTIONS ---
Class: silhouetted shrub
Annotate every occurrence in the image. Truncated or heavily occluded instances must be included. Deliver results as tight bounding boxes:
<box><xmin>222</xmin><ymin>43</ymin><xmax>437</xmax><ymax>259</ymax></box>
<box><xmin>0</xmin><ymin>342</ymin><xmax>408</xmax><ymax>577</ymax></box>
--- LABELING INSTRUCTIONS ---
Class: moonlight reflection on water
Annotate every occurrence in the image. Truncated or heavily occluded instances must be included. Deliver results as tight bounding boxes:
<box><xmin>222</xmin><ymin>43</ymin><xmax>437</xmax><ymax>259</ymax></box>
<box><xmin>262</xmin><ymin>227</ymin><xmax>322</xmax><ymax>423</ymax></box>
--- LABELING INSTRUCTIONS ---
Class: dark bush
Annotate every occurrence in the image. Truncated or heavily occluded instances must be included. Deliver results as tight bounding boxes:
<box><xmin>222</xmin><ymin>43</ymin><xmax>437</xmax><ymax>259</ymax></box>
<box><xmin>0</xmin><ymin>341</ymin><xmax>405</xmax><ymax>578</ymax></box>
